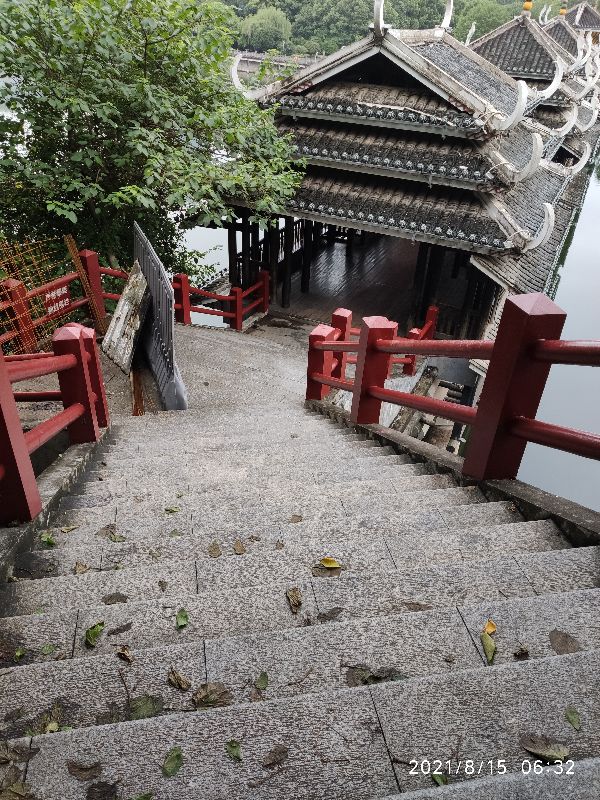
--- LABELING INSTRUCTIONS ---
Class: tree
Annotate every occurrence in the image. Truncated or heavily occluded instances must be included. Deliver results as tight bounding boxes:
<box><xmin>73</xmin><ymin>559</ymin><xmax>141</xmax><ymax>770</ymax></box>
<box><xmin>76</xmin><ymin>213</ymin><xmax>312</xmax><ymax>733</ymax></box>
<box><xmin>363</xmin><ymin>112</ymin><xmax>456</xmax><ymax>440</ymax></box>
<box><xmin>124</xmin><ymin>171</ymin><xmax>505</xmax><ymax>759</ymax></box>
<box><xmin>240</xmin><ymin>6</ymin><xmax>292</xmax><ymax>51</ymax></box>
<box><xmin>453</xmin><ymin>0</ymin><xmax>520</xmax><ymax>42</ymax></box>
<box><xmin>0</xmin><ymin>0</ymin><xmax>301</xmax><ymax>271</ymax></box>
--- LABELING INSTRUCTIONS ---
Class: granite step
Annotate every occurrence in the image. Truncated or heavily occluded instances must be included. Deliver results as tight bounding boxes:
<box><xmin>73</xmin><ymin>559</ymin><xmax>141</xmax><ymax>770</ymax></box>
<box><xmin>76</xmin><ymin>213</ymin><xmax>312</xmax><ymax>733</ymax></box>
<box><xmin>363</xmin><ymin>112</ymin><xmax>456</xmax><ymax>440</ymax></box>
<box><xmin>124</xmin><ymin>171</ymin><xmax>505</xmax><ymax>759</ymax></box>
<box><xmin>0</xmin><ymin>519</ymin><xmax>570</xmax><ymax>614</ymax></box>
<box><xmin>12</xmin><ymin>650</ymin><xmax>600</xmax><ymax>800</ymax></box>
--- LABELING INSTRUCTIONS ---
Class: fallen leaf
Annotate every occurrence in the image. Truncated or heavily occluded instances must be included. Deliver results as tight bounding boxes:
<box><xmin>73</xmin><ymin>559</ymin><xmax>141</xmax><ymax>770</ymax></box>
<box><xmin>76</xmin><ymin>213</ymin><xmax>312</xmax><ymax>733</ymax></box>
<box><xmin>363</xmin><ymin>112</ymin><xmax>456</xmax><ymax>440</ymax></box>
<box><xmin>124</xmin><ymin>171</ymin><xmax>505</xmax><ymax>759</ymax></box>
<box><xmin>403</xmin><ymin>601</ymin><xmax>433</xmax><ymax>612</ymax></box>
<box><xmin>168</xmin><ymin>667</ymin><xmax>191</xmax><ymax>692</ymax></box>
<box><xmin>443</xmin><ymin>655</ymin><xmax>456</xmax><ymax>664</ymax></box>
<box><xmin>164</xmin><ymin>507</ymin><xmax>180</xmax><ymax>514</ymax></box>
<box><xmin>319</xmin><ymin>557</ymin><xmax>342</xmax><ymax>569</ymax></box>
<box><xmin>483</xmin><ymin>619</ymin><xmax>497</xmax><ymax>635</ymax></box>
<box><xmin>86</xmin><ymin>782</ymin><xmax>118</xmax><ymax>800</ymax></box>
<box><xmin>96</xmin><ymin>524</ymin><xmax>117</xmax><ymax>539</ymax></box>
<box><xmin>107</xmin><ymin>621</ymin><xmax>132</xmax><ymax>636</ymax></box>
<box><xmin>432</xmin><ymin>773</ymin><xmax>448</xmax><ymax>786</ymax></box>
<box><xmin>192</xmin><ymin>682</ymin><xmax>232</xmax><ymax>709</ymax></box>
<box><xmin>40</xmin><ymin>644</ymin><xmax>56</xmax><ymax>656</ymax></box>
<box><xmin>317</xmin><ymin>607</ymin><xmax>343</xmax><ymax>623</ymax></box>
<box><xmin>108</xmin><ymin>532</ymin><xmax>126</xmax><ymax>543</ymax></box>
<box><xmin>67</xmin><ymin>761</ymin><xmax>102</xmax><ymax>781</ymax></box>
<box><xmin>514</xmin><ymin>646</ymin><xmax>530</xmax><ymax>661</ymax></box>
<box><xmin>158</xmin><ymin>580</ymin><xmax>167</xmax><ymax>592</ymax></box>
<box><xmin>262</xmin><ymin>744</ymin><xmax>288</xmax><ymax>769</ymax></box>
<box><xmin>208</xmin><ymin>542</ymin><xmax>222</xmax><ymax>558</ymax></box>
<box><xmin>286</xmin><ymin>587</ymin><xmax>302</xmax><ymax>614</ymax></box>
<box><xmin>565</xmin><ymin>706</ymin><xmax>582</xmax><ymax>731</ymax></box>
<box><xmin>248</xmin><ymin>535</ymin><xmax>261</xmax><ymax>542</ymax></box>
<box><xmin>233</xmin><ymin>539</ymin><xmax>246</xmax><ymax>555</ymax></box>
<box><xmin>61</xmin><ymin>526</ymin><xmax>79</xmax><ymax>534</ymax></box>
<box><xmin>162</xmin><ymin>746</ymin><xmax>183</xmax><ymax>777</ymax></box>
<box><xmin>520</xmin><ymin>734</ymin><xmax>569</xmax><ymax>763</ymax></box>
<box><xmin>73</xmin><ymin>562</ymin><xmax>89</xmax><ymax>575</ymax></box>
<box><xmin>175</xmin><ymin>609</ymin><xmax>189</xmax><ymax>629</ymax></box>
<box><xmin>549</xmin><ymin>629</ymin><xmax>582</xmax><ymax>655</ymax></box>
<box><xmin>116</xmin><ymin>645</ymin><xmax>133</xmax><ymax>664</ymax></box>
<box><xmin>128</xmin><ymin>695</ymin><xmax>164</xmax><ymax>720</ymax></box>
<box><xmin>289</xmin><ymin>515</ymin><xmax>303</xmax><ymax>524</ymax></box>
<box><xmin>13</xmin><ymin>648</ymin><xmax>27</xmax><ymax>663</ymax></box>
<box><xmin>85</xmin><ymin>622</ymin><xmax>105</xmax><ymax>649</ymax></box>
<box><xmin>176</xmin><ymin>493</ymin><xmax>184</xmax><ymax>499</ymax></box>
<box><xmin>275</xmin><ymin>540</ymin><xmax>284</xmax><ymax>550</ymax></box>
<box><xmin>0</xmin><ymin>779</ymin><xmax>37</xmax><ymax>799</ymax></box>
<box><xmin>480</xmin><ymin>632</ymin><xmax>496</xmax><ymax>665</ymax></box>
<box><xmin>40</xmin><ymin>532</ymin><xmax>56</xmax><ymax>548</ymax></box>
<box><xmin>102</xmin><ymin>592</ymin><xmax>128</xmax><ymax>605</ymax></box>
<box><xmin>127</xmin><ymin>795</ymin><xmax>153</xmax><ymax>800</ymax></box>
<box><xmin>254</xmin><ymin>671</ymin><xmax>268</xmax><ymax>691</ymax></box>
<box><xmin>346</xmin><ymin>664</ymin><xmax>407</xmax><ymax>687</ymax></box>
<box><xmin>44</xmin><ymin>721</ymin><xmax>59</xmax><ymax>734</ymax></box>
<box><xmin>169</xmin><ymin>530</ymin><xmax>183</xmax><ymax>538</ymax></box>
<box><xmin>225</xmin><ymin>740</ymin><xmax>242</xmax><ymax>762</ymax></box>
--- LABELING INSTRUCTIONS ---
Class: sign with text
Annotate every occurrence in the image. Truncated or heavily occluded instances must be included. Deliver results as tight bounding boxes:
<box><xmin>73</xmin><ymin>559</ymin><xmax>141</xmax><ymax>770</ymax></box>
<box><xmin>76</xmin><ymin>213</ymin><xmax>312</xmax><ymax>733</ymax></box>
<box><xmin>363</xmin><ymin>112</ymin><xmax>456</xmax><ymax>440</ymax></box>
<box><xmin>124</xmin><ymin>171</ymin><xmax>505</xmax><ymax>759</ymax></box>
<box><xmin>44</xmin><ymin>284</ymin><xmax>71</xmax><ymax>317</ymax></box>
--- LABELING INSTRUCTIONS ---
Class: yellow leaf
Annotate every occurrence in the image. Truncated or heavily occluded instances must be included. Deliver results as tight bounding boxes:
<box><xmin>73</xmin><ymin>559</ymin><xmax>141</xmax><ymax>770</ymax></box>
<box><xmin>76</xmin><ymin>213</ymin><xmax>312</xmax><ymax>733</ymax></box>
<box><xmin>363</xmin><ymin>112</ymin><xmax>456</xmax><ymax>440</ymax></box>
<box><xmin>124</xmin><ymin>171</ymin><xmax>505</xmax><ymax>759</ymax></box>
<box><xmin>481</xmin><ymin>632</ymin><xmax>496</xmax><ymax>665</ymax></box>
<box><xmin>483</xmin><ymin>619</ymin><xmax>497</xmax><ymax>635</ymax></box>
<box><xmin>320</xmin><ymin>557</ymin><xmax>342</xmax><ymax>569</ymax></box>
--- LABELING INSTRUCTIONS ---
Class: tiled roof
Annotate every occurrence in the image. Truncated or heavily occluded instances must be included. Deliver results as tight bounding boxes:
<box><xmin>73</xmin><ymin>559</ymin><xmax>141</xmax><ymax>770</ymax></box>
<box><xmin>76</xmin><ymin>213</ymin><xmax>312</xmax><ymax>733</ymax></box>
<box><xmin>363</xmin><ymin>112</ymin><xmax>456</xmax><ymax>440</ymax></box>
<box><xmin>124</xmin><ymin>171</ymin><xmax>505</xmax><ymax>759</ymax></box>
<box><xmin>499</xmin><ymin>166</ymin><xmax>568</xmax><ymax>241</ymax></box>
<box><xmin>286</xmin><ymin>167</ymin><xmax>509</xmax><ymax>252</ymax></box>
<box><xmin>409</xmin><ymin>41</ymin><xmax>519</xmax><ymax>115</ymax></box>
<box><xmin>273</xmin><ymin>81</ymin><xmax>482</xmax><ymax>137</ymax></box>
<box><xmin>278</xmin><ymin>120</ymin><xmax>542</xmax><ymax>189</ymax></box>
<box><xmin>472</xmin><ymin>18</ymin><xmax>557</xmax><ymax>80</ymax></box>
<box><xmin>545</xmin><ymin>17</ymin><xmax>580</xmax><ymax>56</ymax></box>
<box><xmin>566</xmin><ymin>2</ymin><xmax>600</xmax><ymax>30</ymax></box>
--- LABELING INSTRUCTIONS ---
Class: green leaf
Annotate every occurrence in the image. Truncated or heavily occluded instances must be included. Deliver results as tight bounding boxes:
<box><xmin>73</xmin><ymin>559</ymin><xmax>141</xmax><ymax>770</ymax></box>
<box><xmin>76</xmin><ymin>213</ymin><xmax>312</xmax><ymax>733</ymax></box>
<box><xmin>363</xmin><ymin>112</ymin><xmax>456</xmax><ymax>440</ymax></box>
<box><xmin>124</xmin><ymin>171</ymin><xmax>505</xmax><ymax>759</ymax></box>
<box><xmin>176</xmin><ymin>609</ymin><xmax>189</xmax><ymax>629</ymax></box>
<box><xmin>225</xmin><ymin>739</ymin><xmax>242</xmax><ymax>762</ymax></box>
<box><xmin>13</xmin><ymin>647</ymin><xmax>27</xmax><ymax>662</ymax></box>
<box><xmin>84</xmin><ymin>621</ymin><xmax>105</xmax><ymax>648</ymax></box>
<box><xmin>128</xmin><ymin>795</ymin><xmax>154</xmax><ymax>800</ymax></box>
<box><xmin>40</xmin><ymin>643</ymin><xmax>56</xmax><ymax>656</ymax></box>
<box><xmin>40</xmin><ymin>531</ymin><xmax>56</xmax><ymax>548</ymax></box>
<box><xmin>108</xmin><ymin>532</ymin><xmax>126</xmax><ymax>543</ymax></box>
<box><xmin>165</xmin><ymin>507</ymin><xmax>180</xmax><ymax>514</ymax></box>
<box><xmin>255</xmin><ymin>671</ymin><xmax>268</xmax><ymax>691</ymax></box>
<box><xmin>162</xmin><ymin>746</ymin><xmax>183</xmax><ymax>777</ymax></box>
<box><xmin>481</xmin><ymin>632</ymin><xmax>496</xmax><ymax>665</ymax></box>
<box><xmin>520</xmin><ymin>734</ymin><xmax>570</xmax><ymax>763</ymax></box>
<box><xmin>129</xmin><ymin>695</ymin><xmax>164</xmax><ymax>721</ymax></box>
<box><xmin>565</xmin><ymin>706</ymin><xmax>581</xmax><ymax>731</ymax></box>
<box><xmin>432</xmin><ymin>773</ymin><xmax>448</xmax><ymax>786</ymax></box>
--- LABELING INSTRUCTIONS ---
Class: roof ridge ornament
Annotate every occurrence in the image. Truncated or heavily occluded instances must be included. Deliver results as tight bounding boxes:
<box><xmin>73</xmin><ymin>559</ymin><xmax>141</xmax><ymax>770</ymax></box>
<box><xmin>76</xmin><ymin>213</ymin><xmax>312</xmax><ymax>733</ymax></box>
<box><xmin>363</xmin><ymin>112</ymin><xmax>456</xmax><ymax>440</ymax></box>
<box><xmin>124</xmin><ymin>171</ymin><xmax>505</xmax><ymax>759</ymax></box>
<box><xmin>230</xmin><ymin>53</ymin><xmax>264</xmax><ymax>101</ymax></box>
<box><xmin>566</xmin><ymin>32</ymin><xmax>592</xmax><ymax>74</ymax></box>
<box><xmin>575</xmin><ymin>89</ymin><xmax>600</xmax><ymax>132</ymax></box>
<box><xmin>465</xmin><ymin>22</ymin><xmax>477</xmax><ymax>46</ymax></box>
<box><xmin>533</xmin><ymin>56</ymin><xmax>565</xmax><ymax>101</ymax></box>
<box><xmin>373</xmin><ymin>0</ymin><xmax>390</xmax><ymax>39</ymax></box>
<box><xmin>563</xmin><ymin>140</ymin><xmax>592</xmax><ymax>175</ymax></box>
<box><xmin>486</xmin><ymin>131</ymin><xmax>544</xmax><ymax>184</ymax></box>
<box><xmin>522</xmin><ymin>1</ymin><xmax>533</xmax><ymax>18</ymax></box>
<box><xmin>489</xmin><ymin>80</ymin><xmax>528</xmax><ymax>131</ymax></box>
<box><xmin>440</xmin><ymin>0</ymin><xmax>454</xmax><ymax>30</ymax></box>
<box><xmin>522</xmin><ymin>203</ymin><xmax>555</xmax><ymax>252</ymax></box>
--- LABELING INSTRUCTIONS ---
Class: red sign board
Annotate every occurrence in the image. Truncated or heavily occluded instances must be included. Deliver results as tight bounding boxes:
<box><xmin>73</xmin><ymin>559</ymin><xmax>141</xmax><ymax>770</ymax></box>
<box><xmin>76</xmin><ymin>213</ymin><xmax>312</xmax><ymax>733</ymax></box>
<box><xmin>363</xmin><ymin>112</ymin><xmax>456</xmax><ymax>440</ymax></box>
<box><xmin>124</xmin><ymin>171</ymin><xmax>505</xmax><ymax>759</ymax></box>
<box><xmin>44</xmin><ymin>284</ymin><xmax>71</xmax><ymax>317</ymax></box>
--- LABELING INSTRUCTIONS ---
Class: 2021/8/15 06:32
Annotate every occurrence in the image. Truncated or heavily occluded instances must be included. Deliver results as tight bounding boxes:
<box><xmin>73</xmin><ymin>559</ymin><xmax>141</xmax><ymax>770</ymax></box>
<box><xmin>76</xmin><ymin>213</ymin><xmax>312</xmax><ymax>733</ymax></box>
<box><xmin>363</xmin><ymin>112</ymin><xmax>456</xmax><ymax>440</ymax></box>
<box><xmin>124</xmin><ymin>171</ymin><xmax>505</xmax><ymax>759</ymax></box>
<box><xmin>408</xmin><ymin>759</ymin><xmax>576</xmax><ymax>777</ymax></box>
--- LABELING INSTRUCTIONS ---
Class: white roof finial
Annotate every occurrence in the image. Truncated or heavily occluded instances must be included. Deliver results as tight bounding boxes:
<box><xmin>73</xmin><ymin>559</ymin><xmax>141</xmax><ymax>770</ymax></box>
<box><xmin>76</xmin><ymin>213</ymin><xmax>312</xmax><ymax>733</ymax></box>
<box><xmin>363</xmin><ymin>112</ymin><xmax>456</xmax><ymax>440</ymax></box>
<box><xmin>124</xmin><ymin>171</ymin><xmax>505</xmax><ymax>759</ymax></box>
<box><xmin>373</xmin><ymin>0</ymin><xmax>388</xmax><ymax>39</ymax></box>
<box><xmin>440</xmin><ymin>0</ymin><xmax>454</xmax><ymax>30</ymax></box>
<box><xmin>465</xmin><ymin>21</ymin><xmax>477</xmax><ymax>46</ymax></box>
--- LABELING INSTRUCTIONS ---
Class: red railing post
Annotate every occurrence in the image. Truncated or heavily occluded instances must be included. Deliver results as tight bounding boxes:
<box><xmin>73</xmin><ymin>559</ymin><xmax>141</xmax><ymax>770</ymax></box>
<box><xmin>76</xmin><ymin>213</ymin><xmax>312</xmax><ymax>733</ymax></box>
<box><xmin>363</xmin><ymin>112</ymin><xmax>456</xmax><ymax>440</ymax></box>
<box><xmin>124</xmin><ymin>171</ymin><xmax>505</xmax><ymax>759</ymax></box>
<box><xmin>173</xmin><ymin>273</ymin><xmax>192</xmax><ymax>325</ymax></box>
<box><xmin>65</xmin><ymin>322</ymin><xmax>109</xmax><ymax>429</ymax></box>
<box><xmin>52</xmin><ymin>325</ymin><xmax>100</xmax><ymax>444</ymax></box>
<box><xmin>402</xmin><ymin>328</ymin><xmax>420</xmax><ymax>377</ymax></box>
<box><xmin>350</xmin><ymin>316</ymin><xmax>398</xmax><ymax>424</ymax></box>
<box><xmin>306</xmin><ymin>324</ymin><xmax>337</xmax><ymax>401</ymax></box>
<box><xmin>463</xmin><ymin>293</ymin><xmax>567</xmax><ymax>481</ymax></box>
<box><xmin>78</xmin><ymin>250</ymin><xmax>108</xmax><ymax>321</ymax></box>
<box><xmin>331</xmin><ymin>308</ymin><xmax>353</xmax><ymax>380</ymax></box>
<box><xmin>0</xmin><ymin>278</ymin><xmax>37</xmax><ymax>352</ymax></box>
<box><xmin>229</xmin><ymin>287</ymin><xmax>243</xmax><ymax>332</ymax></box>
<box><xmin>0</xmin><ymin>351</ymin><xmax>42</xmax><ymax>524</ymax></box>
<box><xmin>425</xmin><ymin>305</ymin><xmax>439</xmax><ymax>337</ymax></box>
<box><xmin>260</xmin><ymin>270</ymin><xmax>270</xmax><ymax>313</ymax></box>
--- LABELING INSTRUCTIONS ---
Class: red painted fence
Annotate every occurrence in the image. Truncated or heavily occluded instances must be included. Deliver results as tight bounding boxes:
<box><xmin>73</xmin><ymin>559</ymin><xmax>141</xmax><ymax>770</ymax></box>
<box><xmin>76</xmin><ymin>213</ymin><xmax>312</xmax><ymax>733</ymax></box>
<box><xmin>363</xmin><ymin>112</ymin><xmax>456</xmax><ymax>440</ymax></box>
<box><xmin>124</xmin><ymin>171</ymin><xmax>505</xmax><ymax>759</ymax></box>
<box><xmin>306</xmin><ymin>293</ymin><xmax>600</xmax><ymax>481</ymax></box>
<box><xmin>0</xmin><ymin>323</ymin><xmax>109</xmax><ymax>524</ymax></box>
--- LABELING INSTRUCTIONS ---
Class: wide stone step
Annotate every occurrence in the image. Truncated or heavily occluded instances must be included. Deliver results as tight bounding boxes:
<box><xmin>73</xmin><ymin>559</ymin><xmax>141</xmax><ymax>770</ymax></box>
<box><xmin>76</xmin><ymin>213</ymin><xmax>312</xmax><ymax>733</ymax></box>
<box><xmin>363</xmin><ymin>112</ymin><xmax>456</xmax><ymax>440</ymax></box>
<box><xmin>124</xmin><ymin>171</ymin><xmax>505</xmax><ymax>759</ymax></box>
<box><xmin>12</xmin><ymin>651</ymin><xmax>600</xmax><ymax>800</ymax></box>
<box><xmin>1</xmin><ymin>519</ymin><xmax>569</xmax><ymax>614</ymax></box>
<box><xmin>377</xmin><ymin>758</ymin><xmax>600</xmax><ymax>798</ymax></box>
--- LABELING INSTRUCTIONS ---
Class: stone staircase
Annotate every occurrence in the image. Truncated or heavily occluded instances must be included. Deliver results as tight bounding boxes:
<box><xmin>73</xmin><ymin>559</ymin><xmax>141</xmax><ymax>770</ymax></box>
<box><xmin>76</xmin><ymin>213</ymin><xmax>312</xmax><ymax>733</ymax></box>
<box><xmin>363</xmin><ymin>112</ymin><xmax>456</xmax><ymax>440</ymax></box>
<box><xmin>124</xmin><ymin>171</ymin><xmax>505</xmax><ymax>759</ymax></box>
<box><xmin>1</xmin><ymin>319</ymin><xmax>599</xmax><ymax>799</ymax></box>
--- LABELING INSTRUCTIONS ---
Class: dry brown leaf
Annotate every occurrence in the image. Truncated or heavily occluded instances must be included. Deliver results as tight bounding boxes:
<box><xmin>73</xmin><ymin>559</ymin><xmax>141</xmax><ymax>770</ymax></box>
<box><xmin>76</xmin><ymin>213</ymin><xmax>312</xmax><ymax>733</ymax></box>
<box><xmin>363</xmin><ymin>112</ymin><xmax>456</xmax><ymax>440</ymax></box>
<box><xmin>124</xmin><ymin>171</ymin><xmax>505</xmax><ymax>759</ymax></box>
<box><xmin>233</xmin><ymin>539</ymin><xmax>246</xmax><ymax>555</ymax></box>
<box><xmin>192</xmin><ymin>682</ymin><xmax>232</xmax><ymax>709</ymax></box>
<box><xmin>483</xmin><ymin>619</ymin><xmax>497</xmax><ymax>635</ymax></box>
<box><xmin>168</xmin><ymin>666</ymin><xmax>191</xmax><ymax>692</ymax></box>
<box><xmin>275</xmin><ymin>540</ymin><xmax>284</xmax><ymax>550</ymax></box>
<box><xmin>66</xmin><ymin>760</ymin><xmax>102</xmax><ymax>781</ymax></box>
<box><xmin>262</xmin><ymin>744</ymin><xmax>289</xmax><ymax>769</ymax></box>
<box><xmin>116</xmin><ymin>645</ymin><xmax>133</xmax><ymax>664</ymax></box>
<box><xmin>289</xmin><ymin>515</ymin><xmax>303</xmax><ymax>524</ymax></box>
<box><xmin>208</xmin><ymin>541</ymin><xmax>222</xmax><ymax>559</ymax></box>
<box><xmin>286</xmin><ymin>587</ymin><xmax>302</xmax><ymax>614</ymax></box>
<box><xmin>73</xmin><ymin>562</ymin><xmax>89</xmax><ymax>575</ymax></box>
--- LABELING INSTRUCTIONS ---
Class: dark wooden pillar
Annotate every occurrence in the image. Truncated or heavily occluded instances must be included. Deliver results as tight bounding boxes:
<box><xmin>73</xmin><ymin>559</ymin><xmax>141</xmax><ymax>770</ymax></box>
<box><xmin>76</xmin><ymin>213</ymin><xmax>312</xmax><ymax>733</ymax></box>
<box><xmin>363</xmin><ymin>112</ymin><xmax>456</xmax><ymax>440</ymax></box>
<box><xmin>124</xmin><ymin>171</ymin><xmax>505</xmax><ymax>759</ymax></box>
<box><xmin>326</xmin><ymin>224</ymin><xmax>337</xmax><ymax>243</ymax></box>
<box><xmin>301</xmin><ymin>219</ymin><xmax>314</xmax><ymax>294</ymax></box>
<box><xmin>227</xmin><ymin>223</ymin><xmax>238</xmax><ymax>286</ymax></box>
<box><xmin>251</xmin><ymin>221</ymin><xmax>260</xmax><ymax>284</ymax></box>
<box><xmin>282</xmin><ymin>216</ymin><xmax>294</xmax><ymax>308</ymax></box>
<box><xmin>268</xmin><ymin>219</ymin><xmax>279</xmax><ymax>301</ymax></box>
<box><xmin>240</xmin><ymin>209</ymin><xmax>251</xmax><ymax>289</ymax></box>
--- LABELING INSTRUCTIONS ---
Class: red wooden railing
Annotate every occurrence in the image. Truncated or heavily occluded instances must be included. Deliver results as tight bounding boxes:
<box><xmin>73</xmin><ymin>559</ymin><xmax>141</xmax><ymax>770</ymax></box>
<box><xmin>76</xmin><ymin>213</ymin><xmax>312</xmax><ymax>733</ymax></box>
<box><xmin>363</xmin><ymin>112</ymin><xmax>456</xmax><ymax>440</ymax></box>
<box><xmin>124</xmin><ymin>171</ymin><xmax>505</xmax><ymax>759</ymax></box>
<box><xmin>0</xmin><ymin>323</ymin><xmax>109</xmax><ymax>524</ymax></box>
<box><xmin>306</xmin><ymin>293</ymin><xmax>600</xmax><ymax>481</ymax></box>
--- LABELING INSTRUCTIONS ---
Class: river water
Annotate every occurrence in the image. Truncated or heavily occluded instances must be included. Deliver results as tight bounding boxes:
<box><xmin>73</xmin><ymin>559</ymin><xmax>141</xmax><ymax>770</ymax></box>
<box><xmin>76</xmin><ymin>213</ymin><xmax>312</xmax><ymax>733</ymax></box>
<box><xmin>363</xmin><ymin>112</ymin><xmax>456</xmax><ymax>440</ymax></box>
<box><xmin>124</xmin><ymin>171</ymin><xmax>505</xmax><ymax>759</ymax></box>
<box><xmin>518</xmin><ymin>167</ymin><xmax>600</xmax><ymax>511</ymax></box>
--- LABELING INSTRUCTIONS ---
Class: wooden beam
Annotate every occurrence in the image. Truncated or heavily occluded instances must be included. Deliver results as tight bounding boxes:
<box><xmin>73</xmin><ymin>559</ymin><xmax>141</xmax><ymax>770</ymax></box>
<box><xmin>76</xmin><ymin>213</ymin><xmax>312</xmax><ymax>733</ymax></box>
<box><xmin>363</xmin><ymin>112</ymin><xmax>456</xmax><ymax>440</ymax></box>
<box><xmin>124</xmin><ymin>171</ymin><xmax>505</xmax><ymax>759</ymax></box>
<box><xmin>268</xmin><ymin>219</ymin><xmax>279</xmax><ymax>301</ymax></box>
<box><xmin>227</xmin><ymin>224</ymin><xmax>238</xmax><ymax>286</ymax></box>
<box><xmin>102</xmin><ymin>260</ymin><xmax>150</xmax><ymax>375</ymax></box>
<box><xmin>251</xmin><ymin>221</ymin><xmax>260</xmax><ymax>284</ymax></box>
<box><xmin>241</xmin><ymin>209</ymin><xmax>251</xmax><ymax>289</ymax></box>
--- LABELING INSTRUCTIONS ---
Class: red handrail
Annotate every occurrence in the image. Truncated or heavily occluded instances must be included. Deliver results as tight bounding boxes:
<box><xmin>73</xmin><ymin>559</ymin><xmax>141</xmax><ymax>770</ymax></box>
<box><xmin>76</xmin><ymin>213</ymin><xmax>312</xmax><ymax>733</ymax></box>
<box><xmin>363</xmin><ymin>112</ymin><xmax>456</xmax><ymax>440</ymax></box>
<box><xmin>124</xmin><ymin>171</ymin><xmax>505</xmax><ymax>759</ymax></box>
<box><xmin>0</xmin><ymin>323</ymin><xmax>109</xmax><ymax>524</ymax></box>
<box><xmin>306</xmin><ymin>294</ymin><xmax>600</xmax><ymax>482</ymax></box>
